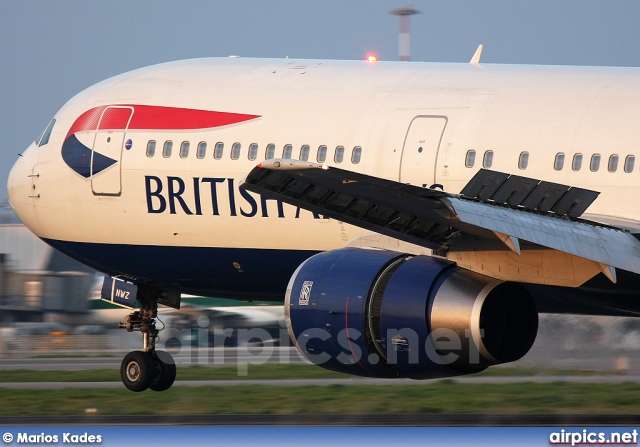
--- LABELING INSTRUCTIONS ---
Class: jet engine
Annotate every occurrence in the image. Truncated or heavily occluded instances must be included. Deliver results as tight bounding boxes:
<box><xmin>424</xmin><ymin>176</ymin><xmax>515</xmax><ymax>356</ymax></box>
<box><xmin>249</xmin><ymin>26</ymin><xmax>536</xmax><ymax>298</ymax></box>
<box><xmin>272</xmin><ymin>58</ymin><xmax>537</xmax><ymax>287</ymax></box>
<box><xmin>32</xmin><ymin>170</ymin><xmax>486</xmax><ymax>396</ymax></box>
<box><xmin>285</xmin><ymin>248</ymin><xmax>538</xmax><ymax>378</ymax></box>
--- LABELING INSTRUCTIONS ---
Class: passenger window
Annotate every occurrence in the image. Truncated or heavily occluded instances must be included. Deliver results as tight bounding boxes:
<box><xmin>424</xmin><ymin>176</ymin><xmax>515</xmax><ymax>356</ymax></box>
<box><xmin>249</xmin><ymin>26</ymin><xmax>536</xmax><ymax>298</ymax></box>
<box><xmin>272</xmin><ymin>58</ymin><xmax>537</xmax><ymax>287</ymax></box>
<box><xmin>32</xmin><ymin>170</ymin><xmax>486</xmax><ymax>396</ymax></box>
<box><xmin>608</xmin><ymin>154</ymin><xmax>619</xmax><ymax>172</ymax></box>
<box><xmin>518</xmin><ymin>151</ymin><xmax>529</xmax><ymax>170</ymax></box>
<box><xmin>265</xmin><ymin>144</ymin><xmax>275</xmax><ymax>160</ymax></box>
<box><xmin>465</xmin><ymin>150</ymin><xmax>476</xmax><ymax>168</ymax></box>
<box><xmin>146</xmin><ymin>140</ymin><xmax>156</xmax><ymax>158</ymax></box>
<box><xmin>625</xmin><ymin>155</ymin><xmax>635</xmax><ymax>173</ymax></box>
<box><xmin>231</xmin><ymin>142</ymin><xmax>241</xmax><ymax>160</ymax></box>
<box><xmin>163</xmin><ymin>141</ymin><xmax>173</xmax><ymax>158</ymax></box>
<box><xmin>317</xmin><ymin>145</ymin><xmax>327</xmax><ymax>163</ymax></box>
<box><xmin>483</xmin><ymin>150</ymin><xmax>493</xmax><ymax>168</ymax></box>
<box><xmin>299</xmin><ymin>144</ymin><xmax>310</xmax><ymax>161</ymax></box>
<box><xmin>282</xmin><ymin>144</ymin><xmax>292</xmax><ymax>159</ymax></box>
<box><xmin>214</xmin><ymin>142</ymin><xmax>224</xmax><ymax>160</ymax></box>
<box><xmin>196</xmin><ymin>142</ymin><xmax>207</xmax><ymax>159</ymax></box>
<box><xmin>572</xmin><ymin>153</ymin><xmax>582</xmax><ymax>171</ymax></box>
<box><xmin>334</xmin><ymin>146</ymin><xmax>344</xmax><ymax>163</ymax></box>
<box><xmin>248</xmin><ymin>143</ymin><xmax>258</xmax><ymax>161</ymax></box>
<box><xmin>590</xmin><ymin>154</ymin><xmax>601</xmax><ymax>172</ymax></box>
<box><xmin>179</xmin><ymin>141</ymin><xmax>190</xmax><ymax>159</ymax></box>
<box><xmin>554</xmin><ymin>153</ymin><xmax>565</xmax><ymax>171</ymax></box>
<box><xmin>351</xmin><ymin>146</ymin><xmax>362</xmax><ymax>164</ymax></box>
<box><xmin>37</xmin><ymin>119</ymin><xmax>56</xmax><ymax>147</ymax></box>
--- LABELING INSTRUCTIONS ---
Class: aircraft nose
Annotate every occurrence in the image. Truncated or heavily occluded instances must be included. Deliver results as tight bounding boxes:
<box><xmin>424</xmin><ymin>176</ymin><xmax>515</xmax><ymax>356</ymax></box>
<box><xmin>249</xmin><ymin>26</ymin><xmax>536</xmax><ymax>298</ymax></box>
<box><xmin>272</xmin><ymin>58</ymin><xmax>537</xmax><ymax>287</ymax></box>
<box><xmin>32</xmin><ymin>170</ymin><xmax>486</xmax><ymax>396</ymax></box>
<box><xmin>7</xmin><ymin>156</ymin><xmax>19</xmax><ymax>210</ymax></box>
<box><xmin>7</xmin><ymin>144</ymin><xmax>35</xmax><ymax>216</ymax></box>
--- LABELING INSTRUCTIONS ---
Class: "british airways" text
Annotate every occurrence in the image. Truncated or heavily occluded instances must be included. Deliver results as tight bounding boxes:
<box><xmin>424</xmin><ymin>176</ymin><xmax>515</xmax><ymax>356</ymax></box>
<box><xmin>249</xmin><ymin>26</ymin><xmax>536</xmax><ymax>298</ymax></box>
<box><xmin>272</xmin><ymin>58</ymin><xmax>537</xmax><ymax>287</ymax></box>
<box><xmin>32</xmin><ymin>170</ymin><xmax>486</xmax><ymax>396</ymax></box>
<box><xmin>145</xmin><ymin>176</ymin><xmax>325</xmax><ymax>219</ymax></box>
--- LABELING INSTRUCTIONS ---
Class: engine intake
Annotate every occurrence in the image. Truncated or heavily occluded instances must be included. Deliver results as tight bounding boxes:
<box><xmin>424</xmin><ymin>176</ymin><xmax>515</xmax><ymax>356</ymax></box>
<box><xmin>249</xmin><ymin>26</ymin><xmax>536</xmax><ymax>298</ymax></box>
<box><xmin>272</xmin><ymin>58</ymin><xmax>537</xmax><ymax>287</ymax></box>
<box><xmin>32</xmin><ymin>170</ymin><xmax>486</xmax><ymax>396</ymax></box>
<box><xmin>285</xmin><ymin>248</ymin><xmax>538</xmax><ymax>379</ymax></box>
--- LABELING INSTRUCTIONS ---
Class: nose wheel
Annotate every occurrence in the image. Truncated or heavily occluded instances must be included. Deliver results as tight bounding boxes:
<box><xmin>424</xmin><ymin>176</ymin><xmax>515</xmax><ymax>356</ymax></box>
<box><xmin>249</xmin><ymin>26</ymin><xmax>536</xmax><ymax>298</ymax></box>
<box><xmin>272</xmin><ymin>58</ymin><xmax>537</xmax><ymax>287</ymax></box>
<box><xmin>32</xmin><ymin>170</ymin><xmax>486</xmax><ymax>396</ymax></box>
<box><xmin>149</xmin><ymin>350</ymin><xmax>177</xmax><ymax>392</ymax></box>
<box><xmin>120</xmin><ymin>349</ymin><xmax>176</xmax><ymax>392</ymax></box>
<box><xmin>121</xmin><ymin>351</ymin><xmax>154</xmax><ymax>392</ymax></box>
<box><xmin>119</xmin><ymin>290</ymin><xmax>176</xmax><ymax>392</ymax></box>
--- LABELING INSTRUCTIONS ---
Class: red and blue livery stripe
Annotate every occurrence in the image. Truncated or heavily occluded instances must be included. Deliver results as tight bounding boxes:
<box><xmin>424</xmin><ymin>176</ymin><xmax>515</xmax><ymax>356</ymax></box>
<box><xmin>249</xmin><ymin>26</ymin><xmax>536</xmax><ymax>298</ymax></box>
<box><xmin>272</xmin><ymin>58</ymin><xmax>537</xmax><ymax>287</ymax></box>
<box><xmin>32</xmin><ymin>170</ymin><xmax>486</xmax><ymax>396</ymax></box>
<box><xmin>62</xmin><ymin>105</ymin><xmax>260</xmax><ymax>178</ymax></box>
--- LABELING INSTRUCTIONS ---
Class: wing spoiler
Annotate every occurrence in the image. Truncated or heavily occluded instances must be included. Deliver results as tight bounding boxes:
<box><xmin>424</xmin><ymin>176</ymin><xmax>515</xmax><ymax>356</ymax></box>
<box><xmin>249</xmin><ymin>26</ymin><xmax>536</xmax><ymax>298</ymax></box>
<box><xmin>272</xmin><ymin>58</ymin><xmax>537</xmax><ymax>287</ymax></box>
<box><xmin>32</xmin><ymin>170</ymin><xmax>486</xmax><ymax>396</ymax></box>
<box><xmin>241</xmin><ymin>161</ymin><xmax>640</xmax><ymax>277</ymax></box>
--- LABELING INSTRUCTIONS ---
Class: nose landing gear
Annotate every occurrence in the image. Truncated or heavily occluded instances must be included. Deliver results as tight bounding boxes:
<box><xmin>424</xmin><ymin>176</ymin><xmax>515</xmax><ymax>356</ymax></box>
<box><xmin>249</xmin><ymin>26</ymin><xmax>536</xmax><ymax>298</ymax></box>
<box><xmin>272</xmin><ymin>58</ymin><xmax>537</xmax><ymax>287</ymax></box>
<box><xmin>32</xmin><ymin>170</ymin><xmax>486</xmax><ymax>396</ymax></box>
<box><xmin>118</xmin><ymin>292</ymin><xmax>176</xmax><ymax>392</ymax></box>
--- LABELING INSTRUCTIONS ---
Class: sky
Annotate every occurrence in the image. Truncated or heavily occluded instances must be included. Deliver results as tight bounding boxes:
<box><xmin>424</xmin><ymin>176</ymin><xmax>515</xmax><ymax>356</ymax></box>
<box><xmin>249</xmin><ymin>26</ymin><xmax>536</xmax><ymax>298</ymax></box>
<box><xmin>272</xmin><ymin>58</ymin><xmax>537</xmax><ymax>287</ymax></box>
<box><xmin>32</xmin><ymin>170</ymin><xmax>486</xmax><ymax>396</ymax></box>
<box><xmin>3</xmin><ymin>1</ymin><xmax>640</xmax><ymax>205</ymax></box>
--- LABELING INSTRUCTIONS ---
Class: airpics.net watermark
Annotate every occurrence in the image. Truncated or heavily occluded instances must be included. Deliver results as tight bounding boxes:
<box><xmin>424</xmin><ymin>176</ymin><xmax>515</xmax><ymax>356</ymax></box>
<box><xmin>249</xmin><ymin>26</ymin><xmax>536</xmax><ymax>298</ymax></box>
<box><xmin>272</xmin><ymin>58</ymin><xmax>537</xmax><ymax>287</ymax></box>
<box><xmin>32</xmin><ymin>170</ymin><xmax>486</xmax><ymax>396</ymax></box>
<box><xmin>154</xmin><ymin>315</ymin><xmax>486</xmax><ymax>375</ymax></box>
<box><xmin>549</xmin><ymin>429</ymin><xmax>638</xmax><ymax>446</ymax></box>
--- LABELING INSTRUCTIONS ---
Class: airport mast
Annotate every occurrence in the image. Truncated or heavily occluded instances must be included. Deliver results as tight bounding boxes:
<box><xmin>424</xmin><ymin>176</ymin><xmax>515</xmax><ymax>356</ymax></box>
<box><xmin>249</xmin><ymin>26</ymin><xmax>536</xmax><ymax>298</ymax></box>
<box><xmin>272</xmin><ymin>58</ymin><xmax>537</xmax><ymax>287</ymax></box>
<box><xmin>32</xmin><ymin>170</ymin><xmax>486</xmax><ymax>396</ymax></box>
<box><xmin>389</xmin><ymin>7</ymin><xmax>421</xmax><ymax>61</ymax></box>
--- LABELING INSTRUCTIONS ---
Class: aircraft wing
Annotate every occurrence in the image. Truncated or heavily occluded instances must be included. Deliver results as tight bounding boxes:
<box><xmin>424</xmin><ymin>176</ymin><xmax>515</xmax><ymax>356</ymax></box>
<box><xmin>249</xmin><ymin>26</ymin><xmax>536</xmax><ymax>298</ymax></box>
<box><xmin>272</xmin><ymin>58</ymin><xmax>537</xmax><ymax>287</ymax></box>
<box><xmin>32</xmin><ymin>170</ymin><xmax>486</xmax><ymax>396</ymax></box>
<box><xmin>241</xmin><ymin>160</ymin><xmax>640</xmax><ymax>277</ymax></box>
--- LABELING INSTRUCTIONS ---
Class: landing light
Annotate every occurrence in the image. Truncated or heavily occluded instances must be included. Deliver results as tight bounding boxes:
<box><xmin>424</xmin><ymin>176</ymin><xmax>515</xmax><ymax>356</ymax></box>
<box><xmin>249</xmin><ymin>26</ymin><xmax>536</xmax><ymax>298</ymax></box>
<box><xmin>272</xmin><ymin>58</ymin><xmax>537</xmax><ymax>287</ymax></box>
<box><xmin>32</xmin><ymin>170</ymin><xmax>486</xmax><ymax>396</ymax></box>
<box><xmin>367</xmin><ymin>54</ymin><xmax>378</xmax><ymax>63</ymax></box>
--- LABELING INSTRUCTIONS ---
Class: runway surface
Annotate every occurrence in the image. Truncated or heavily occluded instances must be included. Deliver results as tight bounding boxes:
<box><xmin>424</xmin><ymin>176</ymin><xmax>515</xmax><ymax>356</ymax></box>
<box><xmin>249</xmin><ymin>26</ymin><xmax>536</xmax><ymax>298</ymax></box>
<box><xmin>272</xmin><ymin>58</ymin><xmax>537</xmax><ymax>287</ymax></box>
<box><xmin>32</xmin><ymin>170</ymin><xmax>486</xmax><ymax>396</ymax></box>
<box><xmin>0</xmin><ymin>357</ymin><xmax>122</xmax><ymax>370</ymax></box>
<box><xmin>0</xmin><ymin>348</ymin><xmax>307</xmax><ymax>370</ymax></box>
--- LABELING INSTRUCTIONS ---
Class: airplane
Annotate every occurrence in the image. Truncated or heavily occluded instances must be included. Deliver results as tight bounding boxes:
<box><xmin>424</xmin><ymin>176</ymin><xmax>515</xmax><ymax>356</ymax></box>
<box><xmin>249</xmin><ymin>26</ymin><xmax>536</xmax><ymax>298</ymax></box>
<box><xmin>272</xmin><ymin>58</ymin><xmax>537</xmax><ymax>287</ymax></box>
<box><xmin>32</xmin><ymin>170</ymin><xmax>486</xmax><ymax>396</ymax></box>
<box><xmin>8</xmin><ymin>55</ymin><xmax>640</xmax><ymax>392</ymax></box>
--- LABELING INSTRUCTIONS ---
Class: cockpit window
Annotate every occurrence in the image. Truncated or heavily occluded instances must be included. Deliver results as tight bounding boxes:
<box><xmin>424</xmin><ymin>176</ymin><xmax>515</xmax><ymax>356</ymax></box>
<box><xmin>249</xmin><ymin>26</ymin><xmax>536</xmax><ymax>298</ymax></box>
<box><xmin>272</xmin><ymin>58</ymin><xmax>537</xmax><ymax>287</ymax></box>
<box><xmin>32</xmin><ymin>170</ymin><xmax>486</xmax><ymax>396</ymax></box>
<box><xmin>37</xmin><ymin>119</ymin><xmax>56</xmax><ymax>147</ymax></box>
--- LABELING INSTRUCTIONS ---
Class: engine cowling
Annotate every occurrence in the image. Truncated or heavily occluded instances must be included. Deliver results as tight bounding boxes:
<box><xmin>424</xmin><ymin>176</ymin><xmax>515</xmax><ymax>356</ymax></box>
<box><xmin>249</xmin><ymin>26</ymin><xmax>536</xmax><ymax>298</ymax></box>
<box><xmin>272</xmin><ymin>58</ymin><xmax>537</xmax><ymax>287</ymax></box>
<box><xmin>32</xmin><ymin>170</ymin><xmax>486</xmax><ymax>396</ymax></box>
<box><xmin>285</xmin><ymin>248</ymin><xmax>538</xmax><ymax>379</ymax></box>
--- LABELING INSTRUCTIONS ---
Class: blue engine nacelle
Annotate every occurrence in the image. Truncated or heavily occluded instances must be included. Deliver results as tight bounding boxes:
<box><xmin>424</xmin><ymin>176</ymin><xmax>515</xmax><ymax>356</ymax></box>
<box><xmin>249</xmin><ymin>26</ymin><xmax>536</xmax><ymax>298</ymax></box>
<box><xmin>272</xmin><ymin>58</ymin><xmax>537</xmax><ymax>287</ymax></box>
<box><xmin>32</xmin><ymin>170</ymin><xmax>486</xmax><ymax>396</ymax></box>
<box><xmin>286</xmin><ymin>248</ymin><xmax>538</xmax><ymax>379</ymax></box>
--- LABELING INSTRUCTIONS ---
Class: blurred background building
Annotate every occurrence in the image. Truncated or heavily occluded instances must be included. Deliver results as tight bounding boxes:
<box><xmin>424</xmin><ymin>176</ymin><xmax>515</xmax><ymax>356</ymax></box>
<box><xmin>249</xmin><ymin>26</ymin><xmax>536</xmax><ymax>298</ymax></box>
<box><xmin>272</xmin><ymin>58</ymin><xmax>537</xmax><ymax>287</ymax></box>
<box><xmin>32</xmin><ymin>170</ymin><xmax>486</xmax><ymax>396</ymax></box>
<box><xmin>0</xmin><ymin>202</ymin><xmax>95</xmax><ymax>325</ymax></box>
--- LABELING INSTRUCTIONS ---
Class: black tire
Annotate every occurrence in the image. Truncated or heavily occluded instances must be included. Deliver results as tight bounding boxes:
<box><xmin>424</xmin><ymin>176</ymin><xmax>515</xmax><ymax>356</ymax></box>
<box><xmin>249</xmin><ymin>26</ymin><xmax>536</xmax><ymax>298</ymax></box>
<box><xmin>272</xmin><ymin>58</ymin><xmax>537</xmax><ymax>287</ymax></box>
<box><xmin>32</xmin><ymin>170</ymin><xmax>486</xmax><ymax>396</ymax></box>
<box><xmin>149</xmin><ymin>350</ymin><xmax>177</xmax><ymax>392</ymax></box>
<box><xmin>120</xmin><ymin>351</ymin><xmax>154</xmax><ymax>392</ymax></box>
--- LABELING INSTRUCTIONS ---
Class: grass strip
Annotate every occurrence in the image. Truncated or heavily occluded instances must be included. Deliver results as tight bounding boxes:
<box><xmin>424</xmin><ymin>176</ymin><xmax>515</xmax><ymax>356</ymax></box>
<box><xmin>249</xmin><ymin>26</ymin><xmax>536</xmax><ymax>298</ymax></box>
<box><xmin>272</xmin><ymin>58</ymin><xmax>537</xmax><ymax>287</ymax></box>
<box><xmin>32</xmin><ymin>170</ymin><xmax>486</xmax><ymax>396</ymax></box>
<box><xmin>0</xmin><ymin>364</ymin><xmax>610</xmax><ymax>383</ymax></box>
<box><xmin>0</xmin><ymin>382</ymin><xmax>639</xmax><ymax>415</ymax></box>
<box><xmin>0</xmin><ymin>364</ymin><xmax>347</xmax><ymax>383</ymax></box>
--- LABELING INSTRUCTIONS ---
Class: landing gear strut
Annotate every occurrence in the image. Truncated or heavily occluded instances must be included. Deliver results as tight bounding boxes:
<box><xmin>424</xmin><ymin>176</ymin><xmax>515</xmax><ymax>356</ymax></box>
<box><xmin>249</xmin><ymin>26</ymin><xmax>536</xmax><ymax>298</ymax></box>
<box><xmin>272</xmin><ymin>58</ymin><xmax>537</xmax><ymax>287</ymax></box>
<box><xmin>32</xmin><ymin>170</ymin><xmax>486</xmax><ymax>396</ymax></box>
<box><xmin>118</xmin><ymin>288</ymin><xmax>176</xmax><ymax>392</ymax></box>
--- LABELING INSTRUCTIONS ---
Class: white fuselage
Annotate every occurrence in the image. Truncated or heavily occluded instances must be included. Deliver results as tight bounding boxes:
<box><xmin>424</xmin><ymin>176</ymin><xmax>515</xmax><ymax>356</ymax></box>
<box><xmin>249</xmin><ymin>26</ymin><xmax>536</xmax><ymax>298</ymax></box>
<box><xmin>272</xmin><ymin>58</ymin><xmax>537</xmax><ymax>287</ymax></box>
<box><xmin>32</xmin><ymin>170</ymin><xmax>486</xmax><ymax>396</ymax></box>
<box><xmin>8</xmin><ymin>57</ymin><xmax>640</xmax><ymax>297</ymax></box>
